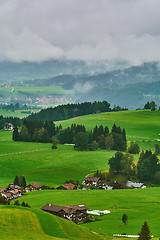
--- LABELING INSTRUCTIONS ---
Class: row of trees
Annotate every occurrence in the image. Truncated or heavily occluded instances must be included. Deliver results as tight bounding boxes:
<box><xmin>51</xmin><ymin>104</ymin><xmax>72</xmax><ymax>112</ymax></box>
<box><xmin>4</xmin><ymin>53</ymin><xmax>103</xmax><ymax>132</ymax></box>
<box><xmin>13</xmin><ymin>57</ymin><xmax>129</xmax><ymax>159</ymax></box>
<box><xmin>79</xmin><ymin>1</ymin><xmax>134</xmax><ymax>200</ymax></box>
<box><xmin>13</xmin><ymin>120</ymin><xmax>59</xmax><ymax>143</ymax></box>
<box><xmin>13</xmin><ymin>120</ymin><xmax>127</xmax><ymax>152</ymax></box>
<box><xmin>57</xmin><ymin>124</ymin><xmax>127</xmax><ymax>151</ymax></box>
<box><xmin>26</xmin><ymin>101</ymin><xmax>125</xmax><ymax>121</ymax></box>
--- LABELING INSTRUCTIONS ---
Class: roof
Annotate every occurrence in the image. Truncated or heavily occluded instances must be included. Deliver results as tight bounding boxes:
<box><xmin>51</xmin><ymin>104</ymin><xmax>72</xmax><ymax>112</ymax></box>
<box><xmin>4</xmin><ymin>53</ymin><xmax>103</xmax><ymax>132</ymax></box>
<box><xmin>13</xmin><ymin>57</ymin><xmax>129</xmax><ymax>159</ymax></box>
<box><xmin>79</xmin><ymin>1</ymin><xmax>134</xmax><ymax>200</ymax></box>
<box><xmin>30</xmin><ymin>182</ymin><xmax>42</xmax><ymax>189</ymax></box>
<box><xmin>84</xmin><ymin>177</ymin><xmax>100</xmax><ymax>181</ymax></box>
<box><xmin>41</xmin><ymin>204</ymin><xmax>89</xmax><ymax>214</ymax></box>
<box><xmin>58</xmin><ymin>183</ymin><xmax>76</xmax><ymax>190</ymax></box>
<box><xmin>123</xmin><ymin>180</ymin><xmax>144</xmax><ymax>188</ymax></box>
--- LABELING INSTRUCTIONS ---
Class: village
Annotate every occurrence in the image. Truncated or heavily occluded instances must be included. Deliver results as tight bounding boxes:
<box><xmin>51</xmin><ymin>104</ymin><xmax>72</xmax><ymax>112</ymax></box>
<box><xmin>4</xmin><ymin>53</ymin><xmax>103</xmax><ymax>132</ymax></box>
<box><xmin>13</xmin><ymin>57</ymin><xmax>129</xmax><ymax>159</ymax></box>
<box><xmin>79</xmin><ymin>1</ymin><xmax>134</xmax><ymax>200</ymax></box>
<box><xmin>0</xmin><ymin>176</ymin><xmax>146</xmax><ymax>224</ymax></box>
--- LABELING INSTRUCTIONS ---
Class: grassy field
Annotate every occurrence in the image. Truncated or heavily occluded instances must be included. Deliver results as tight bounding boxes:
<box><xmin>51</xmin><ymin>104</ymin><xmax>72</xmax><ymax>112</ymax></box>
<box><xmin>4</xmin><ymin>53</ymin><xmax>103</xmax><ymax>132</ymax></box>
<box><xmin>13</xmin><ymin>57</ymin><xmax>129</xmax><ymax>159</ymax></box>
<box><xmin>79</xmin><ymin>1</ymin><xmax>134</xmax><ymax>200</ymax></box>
<box><xmin>0</xmin><ymin>140</ymin><xmax>116</xmax><ymax>187</ymax></box>
<box><xmin>0</xmin><ymin>110</ymin><xmax>160</xmax><ymax>239</ymax></box>
<box><xmin>57</xmin><ymin>109</ymin><xmax>160</xmax><ymax>150</ymax></box>
<box><xmin>0</xmin><ymin>205</ymin><xmax>105</xmax><ymax>240</ymax></box>
<box><xmin>0</xmin><ymin>109</ymin><xmax>39</xmax><ymax>118</ymax></box>
<box><xmin>17</xmin><ymin>188</ymin><xmax>160</xmax><ymax>239</ymax></box>
<box><xmin>0</xmin><ymin>85</ymin><xmax>73</xmax><ymax>98</ymax></box>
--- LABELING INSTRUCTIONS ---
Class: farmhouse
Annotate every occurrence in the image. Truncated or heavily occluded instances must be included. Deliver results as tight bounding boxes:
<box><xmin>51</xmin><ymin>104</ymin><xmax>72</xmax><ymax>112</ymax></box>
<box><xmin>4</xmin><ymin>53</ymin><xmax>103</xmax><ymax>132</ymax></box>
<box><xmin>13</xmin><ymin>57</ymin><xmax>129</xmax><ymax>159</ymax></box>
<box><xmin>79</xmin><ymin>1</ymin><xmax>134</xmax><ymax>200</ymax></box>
<box><xmin>41</xmin><ymin>204</ymin><xmax>89</xmax><ymax>221</ymax></box>
<box><xmin>83</xmin><ymin>177</ymin><xmax>100</xmax><ymax>186</ymax></box>
<box><xmin>57</xmin><ymin>183</ymin><xmax>77</xmax><ymax>190</ymax></box>
<box><xmin>4</xmin><ymin>123</ymin><xmax>14</xmax><ymax>131</ymax></box>
<box><xmin>25</xmin><ymin>182</ymin><xmax>42</xmax><ymax>192</ymax></box>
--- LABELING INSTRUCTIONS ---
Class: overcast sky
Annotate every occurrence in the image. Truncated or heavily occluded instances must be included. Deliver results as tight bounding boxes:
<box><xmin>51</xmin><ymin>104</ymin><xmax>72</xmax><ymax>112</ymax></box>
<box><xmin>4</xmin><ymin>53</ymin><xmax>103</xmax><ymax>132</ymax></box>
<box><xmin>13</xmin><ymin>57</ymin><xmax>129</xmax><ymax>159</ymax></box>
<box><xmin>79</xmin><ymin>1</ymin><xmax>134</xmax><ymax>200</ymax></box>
<box><xmin>0</xmin><ymin>0</ymin><xmax>160</xmax><ymax>65</ymax></box>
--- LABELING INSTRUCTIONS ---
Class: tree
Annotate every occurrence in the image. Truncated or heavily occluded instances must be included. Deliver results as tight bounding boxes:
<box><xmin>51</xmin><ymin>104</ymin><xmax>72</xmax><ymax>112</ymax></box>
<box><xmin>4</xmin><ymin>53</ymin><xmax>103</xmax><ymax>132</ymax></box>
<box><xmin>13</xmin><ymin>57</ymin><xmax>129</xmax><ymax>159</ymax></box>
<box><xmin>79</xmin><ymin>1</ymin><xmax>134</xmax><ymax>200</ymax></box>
<box><xmin>51</xmin><ymin>136</ymin><xmax>59</xmax><ymax>149</ymax></box>
<box><xmin>122</xmin><ymin>213</ymin><xmax>128</xmax><ymax>225</ymax></box>
<box><xmin>14</xmin><ymin>175</ymin><xmax>19</xmax><ymax>186</ymax></box>
<box><xmin>128</xmin><ymin>142</ymin><xmax>140</xmax><ymax>154</ymax></box>
<box><xmin>74</xmin><ymin>132</ymin><xmax>89</xmax><ymax>151</ymax></box>
<box><xmin>150</xmin><ymin>101</ymin><xmax>156</xmax><ymax>111</ymax></box>
<box><xmin>105</xmin><ymin>135</ymin><xmax>114</xmax><ymax>150</ymax></box>
<box><xmin>138</xmin><ymin>221</ymin><xmax>151</xmax><ymax>240</ymax></box>
<box><xmin>12</xmin><ymin>126</ymin><xmax>19</xmax><ymax>141</ymax></box>
<box><xmin>21</xmin><ymin>176</ymin><xmax>26</xmax><ymax>188</ymax></box>
<box><xmin>120</xmin><ymin>152</ymin><xmax>134</xmax><ymax>176</ymax></box>
<box><xmin>108</xmin><ymin>152</ymin><xmax>123</xmax><ymax>173</ymax></box>
<box><xmin>155</xmin><ymin>144</ymin><xmax>160</xmax><ymax>155</ymax></box>
<box><xmin>88</xmin><ymin>140</ymin><xmax>98</xmax><ymax>151</ymax></box>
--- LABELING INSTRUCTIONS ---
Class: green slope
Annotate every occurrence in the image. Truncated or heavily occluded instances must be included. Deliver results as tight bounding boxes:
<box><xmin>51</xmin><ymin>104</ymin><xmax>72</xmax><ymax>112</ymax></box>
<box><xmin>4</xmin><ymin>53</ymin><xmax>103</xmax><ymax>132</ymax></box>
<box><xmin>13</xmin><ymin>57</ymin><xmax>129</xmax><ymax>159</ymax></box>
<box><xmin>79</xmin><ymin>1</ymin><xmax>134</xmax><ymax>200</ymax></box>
<box><xmin>0</xmin><ymin>205</ymin><xmax>105</xmax><ymax>240</ymax></box>
<box><xmin>57</xmin><ymin>109</ymin><xmax>160</xmax><ymax>149</ymax></box>
<box><xmin>17</xmin><ymin>188</ymin><xmax>160</xmax><ymax>238</ymax></box>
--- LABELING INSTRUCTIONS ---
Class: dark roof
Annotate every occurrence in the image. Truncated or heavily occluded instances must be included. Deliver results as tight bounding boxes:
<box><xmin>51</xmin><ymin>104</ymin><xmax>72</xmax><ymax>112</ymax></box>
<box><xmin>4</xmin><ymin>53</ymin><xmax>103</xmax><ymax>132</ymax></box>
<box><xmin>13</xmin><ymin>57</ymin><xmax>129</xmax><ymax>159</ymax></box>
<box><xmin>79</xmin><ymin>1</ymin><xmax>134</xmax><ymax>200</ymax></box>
<box><xmin>57</xmin><ymin>183</ymin><xmax>76</xmax><ymax>190</ymax></box>
<box><xmin>31</xmin><ymin>182</ymin><xmax>42</xmax><ymax>189</ymax></box>
<box><xmin>84</xmin><ymin>177</ymin><xmax>100</xmax><ymax>181</ymax></box>
<box><xmin>41</xmin><ymin>204</ymin><xmax>88</xmax><ymax>214</ymax></box>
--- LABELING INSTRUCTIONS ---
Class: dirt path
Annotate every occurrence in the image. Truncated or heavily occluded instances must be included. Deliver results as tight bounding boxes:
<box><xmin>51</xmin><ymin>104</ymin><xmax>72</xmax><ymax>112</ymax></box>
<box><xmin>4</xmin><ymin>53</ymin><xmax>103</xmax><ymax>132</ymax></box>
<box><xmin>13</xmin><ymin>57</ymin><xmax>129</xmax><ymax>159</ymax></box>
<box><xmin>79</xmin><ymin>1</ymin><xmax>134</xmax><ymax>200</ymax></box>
<box><xmin>0</xmin><ymin>148</ymin><xmax>50</xmax><ymax>157</ymax></box>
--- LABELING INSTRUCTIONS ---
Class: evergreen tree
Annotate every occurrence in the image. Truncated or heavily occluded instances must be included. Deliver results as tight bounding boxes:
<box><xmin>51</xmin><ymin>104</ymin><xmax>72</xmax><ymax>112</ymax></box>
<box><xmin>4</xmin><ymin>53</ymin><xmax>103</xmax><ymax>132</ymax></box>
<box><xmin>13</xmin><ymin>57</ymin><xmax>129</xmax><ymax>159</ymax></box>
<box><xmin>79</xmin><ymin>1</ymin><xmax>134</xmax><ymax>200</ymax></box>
<box><xmin>12</xmin><ymin>126</ymin><xmax>19</xmax><ymax>141</ymax></box>
<box><xmin>14</xmin><ymin>175</ymin><xmax>19</xmax><ymax>186</ymax></box>
<box><xmin>21</xmin><ymin>176</ymin><xmax>26</xmax><ymax>187</ymax></box>
<box><xmin>138</xmin><ymin>221</ymin><xmax>151</xmax><ymax>240</ymax></box>
<box><xmin>122</xmin><ymin>213</ymin><xmax>128</xmax><ymax>225</ymax></box>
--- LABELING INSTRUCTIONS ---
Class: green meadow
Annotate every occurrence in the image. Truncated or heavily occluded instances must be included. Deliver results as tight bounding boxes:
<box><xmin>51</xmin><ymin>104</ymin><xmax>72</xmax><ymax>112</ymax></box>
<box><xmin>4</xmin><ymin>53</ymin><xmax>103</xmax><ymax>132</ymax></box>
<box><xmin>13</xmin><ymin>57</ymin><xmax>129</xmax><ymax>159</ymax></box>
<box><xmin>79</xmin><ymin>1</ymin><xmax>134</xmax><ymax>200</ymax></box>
<box><xmin>17</xmin><ymin>188</ymin><xmax>160</xmax><ymax>239</ymax></box>
<box><xmin>0</xmin><ymin>85</ymin><xmax>73</xmax><ymax>98</ymax></box>
<box><xmin>0</xmin><ymin>110</ymin><xmax>160</xmax><ymax>239</ymax></box>
<box><xmin>0</xmin><ymin>205</ymin><xmax>105</xmax><ymax>240</ymax></box>
<box><xmin>57</xmin><ymin>109</ymin><xmax>160</xmax><ymax>150</ymax></box>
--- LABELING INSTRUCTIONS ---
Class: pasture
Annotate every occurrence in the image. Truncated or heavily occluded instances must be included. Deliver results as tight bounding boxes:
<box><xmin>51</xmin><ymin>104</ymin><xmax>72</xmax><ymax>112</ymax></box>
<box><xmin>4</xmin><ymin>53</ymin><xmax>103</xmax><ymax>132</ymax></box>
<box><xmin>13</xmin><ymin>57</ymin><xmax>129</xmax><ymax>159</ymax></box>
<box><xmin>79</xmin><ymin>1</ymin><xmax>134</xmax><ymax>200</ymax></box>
<box><xmin>0</xmin><ymin>131</ymin><xmax>116</xmax><ymax>187</ymax></box>
<box><xmin>18</xmin><ymin>188</ymin><xmax>160</xmax><ymax>239</ymax></box>
<box><xmin>57</xmin><ymin>110</ymin><xmax>160</xmax><ymax>150</ymax></box>
<box><xmin>0</xmin><ymin>205</ymin><xmax>104</xmax><ymax>240</ymax></box>
<box><xmin>0</xmin><ymin>85</ymin><xmax>72</xmax><ymax>98</ymax></box>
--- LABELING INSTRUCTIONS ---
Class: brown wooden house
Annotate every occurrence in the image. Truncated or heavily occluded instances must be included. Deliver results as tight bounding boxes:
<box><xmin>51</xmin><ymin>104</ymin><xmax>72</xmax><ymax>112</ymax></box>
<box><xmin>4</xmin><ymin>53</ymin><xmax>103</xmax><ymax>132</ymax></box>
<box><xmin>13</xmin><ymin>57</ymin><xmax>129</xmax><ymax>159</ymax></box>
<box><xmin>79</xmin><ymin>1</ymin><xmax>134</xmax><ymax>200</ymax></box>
<box><xmin>83</xmin><ymin>177</ymin><xmax>100</xmax><ymax>186</ymax></box>
<box><xmin>41</xmin><ymin>204</ymin><xmax>89</xmax><ymax>222</ymax></box>
<box><xmin>57</xmin><ymin>183</ymin><xmax>77</xmax><ymax>190</ymax></box>
<box><xmin>25</xmin><ymin>182</ymin><xmax>42</xmax><ymax>192</ymax></box>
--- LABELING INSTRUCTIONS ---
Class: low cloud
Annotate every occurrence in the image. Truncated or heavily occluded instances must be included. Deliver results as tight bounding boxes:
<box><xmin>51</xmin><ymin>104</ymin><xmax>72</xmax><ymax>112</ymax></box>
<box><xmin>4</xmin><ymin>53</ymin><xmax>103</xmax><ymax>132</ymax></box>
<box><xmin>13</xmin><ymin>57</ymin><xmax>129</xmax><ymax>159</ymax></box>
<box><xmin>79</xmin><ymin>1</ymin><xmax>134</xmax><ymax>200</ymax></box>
<box><xmin>0</xmin><ymin>0</ymin><xmax>160</xmax><ymax>65</ymax></box>
<box><xmin>73</xmin><ymin>82</ymin><xmax>95</xmax><ymax>94</ymax></box>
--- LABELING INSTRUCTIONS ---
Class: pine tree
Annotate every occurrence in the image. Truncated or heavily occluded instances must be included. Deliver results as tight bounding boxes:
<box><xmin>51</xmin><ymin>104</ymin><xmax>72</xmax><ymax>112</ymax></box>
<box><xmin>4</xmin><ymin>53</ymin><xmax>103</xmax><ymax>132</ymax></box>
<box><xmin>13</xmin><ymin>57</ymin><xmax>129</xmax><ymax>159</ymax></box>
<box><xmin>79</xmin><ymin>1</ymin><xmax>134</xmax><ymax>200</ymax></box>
<box><xmin>138</xmin><ymin>221</ymin><xmax>152</xmax><ymax>240</ymax></box>
<box><xmin>21</xmin><ymin>176</ymin><xmax>26</xmax><ymax>188</ymax></box>
<box><xmin>14</xmin><ymin>175</ymin><xmax>19</xmax><ymax>186</ymax></box>
<box><xmin>12</xmin><ymin>126</ymin><xmax>19</xmax><ymax>141</ymax></box>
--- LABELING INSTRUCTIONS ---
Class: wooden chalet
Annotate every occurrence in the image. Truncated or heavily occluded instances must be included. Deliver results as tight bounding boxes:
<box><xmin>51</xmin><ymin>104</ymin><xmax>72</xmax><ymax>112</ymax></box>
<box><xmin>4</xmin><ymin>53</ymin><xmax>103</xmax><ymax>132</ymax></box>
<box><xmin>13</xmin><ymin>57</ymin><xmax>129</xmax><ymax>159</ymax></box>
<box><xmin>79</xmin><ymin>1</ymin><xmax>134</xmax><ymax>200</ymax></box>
<box><xmin>83</xmin><ymin>177</ymin><xmax>100</xmax><ymax>186</ymax></box>
<box><xmin>25</xmin><ymin>182</ymin><xmax>42</xmax><ymax>192</ymax></box>
<box><xmin>57</xmin><ymin>183</ymin><xmax>77</xmax><ymax>190</ymax></box>
<box><xmin>41</xmin><ymin>204</ymin><xmax>89</xmax><ymax>222</ymax></box>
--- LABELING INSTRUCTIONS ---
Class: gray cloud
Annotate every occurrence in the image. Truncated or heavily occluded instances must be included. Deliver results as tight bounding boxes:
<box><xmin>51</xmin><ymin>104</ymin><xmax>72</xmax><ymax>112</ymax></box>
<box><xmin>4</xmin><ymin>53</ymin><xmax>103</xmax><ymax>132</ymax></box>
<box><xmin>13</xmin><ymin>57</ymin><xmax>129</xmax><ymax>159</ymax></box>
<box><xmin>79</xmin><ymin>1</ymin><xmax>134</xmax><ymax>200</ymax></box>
<box><xmin>0</xmin><ymin>0</ymin><xmax>160</xmax><ymax>64</ymax></box>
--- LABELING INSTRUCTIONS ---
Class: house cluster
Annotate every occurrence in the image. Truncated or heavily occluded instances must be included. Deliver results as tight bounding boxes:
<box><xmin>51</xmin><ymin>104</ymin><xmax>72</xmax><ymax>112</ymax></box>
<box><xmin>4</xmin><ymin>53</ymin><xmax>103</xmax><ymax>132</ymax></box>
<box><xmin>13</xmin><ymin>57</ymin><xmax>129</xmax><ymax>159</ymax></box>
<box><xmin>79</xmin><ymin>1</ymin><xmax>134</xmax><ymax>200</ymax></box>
<box><xmin>41</xmin><ymin>204</ymin><xmax>89</xmax><ymax>222</ymax></box>
<box><xmin>0</xmin><ymin>182</ymin><xmax>43</xmax><ymax>201</ymax></box>
<box><xmin>0</xmin><ymin>183</ymin><xmax>22</xmax><ymax>200</ymax></box>
<box><xmin>82</xmin><ymin>177</ymin><xmax>146</xmax><ymax>190</ymax></box>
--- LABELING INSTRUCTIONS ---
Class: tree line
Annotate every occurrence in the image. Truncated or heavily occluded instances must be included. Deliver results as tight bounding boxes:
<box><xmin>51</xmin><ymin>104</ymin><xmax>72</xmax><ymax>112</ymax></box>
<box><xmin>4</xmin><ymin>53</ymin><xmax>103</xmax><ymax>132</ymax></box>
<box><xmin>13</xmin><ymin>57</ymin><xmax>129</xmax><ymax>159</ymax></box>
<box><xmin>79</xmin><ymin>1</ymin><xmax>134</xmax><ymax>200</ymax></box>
<box><xmin>26</xmin><ymin>101</ymin><xmax>127</xmax><ymax>121</ymax></box>
<box><xmin>13</xmin><ymin>120</ymin><xmax>127</xmax><ymax>152</ymax></box>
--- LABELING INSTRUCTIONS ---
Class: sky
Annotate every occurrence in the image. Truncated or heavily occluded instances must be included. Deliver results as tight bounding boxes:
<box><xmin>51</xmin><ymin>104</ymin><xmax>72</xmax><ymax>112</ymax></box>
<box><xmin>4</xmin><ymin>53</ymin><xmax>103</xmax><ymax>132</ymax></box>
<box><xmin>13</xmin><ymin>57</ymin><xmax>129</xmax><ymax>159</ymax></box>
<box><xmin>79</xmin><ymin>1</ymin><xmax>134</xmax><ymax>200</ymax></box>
<box><xmin>0</xmin><ymin>0</ymin><xmax>160</xmax><ymax>65</ymax></box>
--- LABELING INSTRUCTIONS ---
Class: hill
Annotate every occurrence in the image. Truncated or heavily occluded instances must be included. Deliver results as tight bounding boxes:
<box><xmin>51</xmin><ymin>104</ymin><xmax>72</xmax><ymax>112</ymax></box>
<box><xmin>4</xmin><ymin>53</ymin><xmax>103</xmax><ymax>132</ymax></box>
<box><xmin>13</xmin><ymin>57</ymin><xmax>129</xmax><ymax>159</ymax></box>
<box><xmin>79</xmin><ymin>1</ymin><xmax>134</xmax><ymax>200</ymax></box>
<box><xmin>18</xmin><ymin>188</ymin><xmax>160</xmax><ymax>238</ymax></box>
<box><xmin>0</xmin><ymin>205</ymin><xmax>105</xmax><ymax>240</ymax></box>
